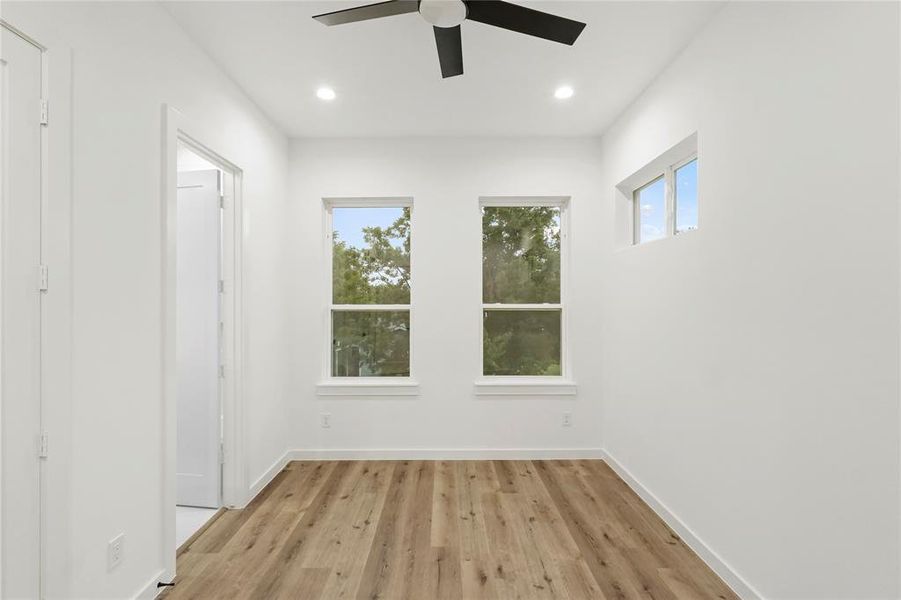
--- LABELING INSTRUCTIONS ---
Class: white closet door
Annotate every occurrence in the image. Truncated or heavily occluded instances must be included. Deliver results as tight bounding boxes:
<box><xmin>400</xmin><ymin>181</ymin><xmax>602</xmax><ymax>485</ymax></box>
<box><xmin>1</xmin><ymin>25</ymin><xmax>44</xmax><ymax>599</ymax></box>
<box><xmin>176</xmin><ymin>169</ymin><xmax>221</xmax><ymax>508</ymax></box>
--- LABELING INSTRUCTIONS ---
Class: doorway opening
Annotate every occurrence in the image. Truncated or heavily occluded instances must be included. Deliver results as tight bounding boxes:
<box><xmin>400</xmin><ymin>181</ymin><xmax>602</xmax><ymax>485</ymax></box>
<box><xmin>161</xmin><ymin>105</ymin><xmax>245</xmax><ymax>582</ymax></box>
<box><xmin>175</xmin><ymin>143</ymin><xmax>224</xmax><ymax>547</ymax></box>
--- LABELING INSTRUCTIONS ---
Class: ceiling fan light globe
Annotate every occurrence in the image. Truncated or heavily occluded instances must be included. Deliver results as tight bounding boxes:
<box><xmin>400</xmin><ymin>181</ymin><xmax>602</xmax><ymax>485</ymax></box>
<box><xmin>419</xmin><ymin>0</ymin><xmax>467</xmax><ymax>28</ymax></box>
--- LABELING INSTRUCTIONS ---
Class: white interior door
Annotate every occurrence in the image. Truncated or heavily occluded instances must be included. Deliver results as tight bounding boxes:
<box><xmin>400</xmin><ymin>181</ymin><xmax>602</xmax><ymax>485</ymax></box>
<box><xmin>176</xmin><ymin>169</ymin><xmax>221</xmax><ymax>508</ymax></box>
<box><xmin>0</xmin><ymin>25</ymin><xmax>44</xmax><ymax>600</ymax></box>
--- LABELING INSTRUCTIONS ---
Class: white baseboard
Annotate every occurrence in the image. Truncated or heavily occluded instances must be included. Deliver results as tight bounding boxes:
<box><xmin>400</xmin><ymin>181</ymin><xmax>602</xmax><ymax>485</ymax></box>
<box><xmin>133</xmin><ymin>568</ymin><xmax>166</xmax><ymax>600</ymax></box>
<box><xmin>601</xmin><ymin>449</ymin><xmax>763</xmax><ymax>600</ymax></box>
<box><xmin>247</xmin><ymin>450</ymin><xmax>295</xmax><ymax>504</ymax></box>
<box><xmin>285</xmin><ymin>448</ymin><xmax>605</xmax><ymax>461</ymax></box>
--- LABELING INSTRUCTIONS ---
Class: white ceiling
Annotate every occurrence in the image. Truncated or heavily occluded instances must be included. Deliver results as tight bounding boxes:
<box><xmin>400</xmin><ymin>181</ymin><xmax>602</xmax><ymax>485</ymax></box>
<box><xmin>163</xmin><ymin>1</ymin><xmax>722</xmax><ymax>137</ymax></box>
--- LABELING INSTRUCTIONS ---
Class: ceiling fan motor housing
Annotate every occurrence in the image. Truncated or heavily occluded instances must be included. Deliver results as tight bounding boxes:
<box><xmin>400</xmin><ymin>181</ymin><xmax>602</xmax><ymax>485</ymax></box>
<box><xmin>419</xmin><ymin>0</ymin><xmax>467</xmax><ymax>28</ymax></box>
<box><xmin>312</xmin><ymin>0</ymin><xmax>587</xmax><ymax>79</ymax></box>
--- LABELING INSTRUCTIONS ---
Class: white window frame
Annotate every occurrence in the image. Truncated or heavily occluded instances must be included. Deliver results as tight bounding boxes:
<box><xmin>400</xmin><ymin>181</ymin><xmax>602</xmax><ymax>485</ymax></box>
<box><xmin>475</xmin><ymin>196</ymin><xmax>576</xmax><ymax>396</ymax></box>
<box><xmin>632</xmin><ymin>174</ymin><xmax>667</xmax><ymax>245</ymax></box>
<box><xmin>632</xmin><ymin>152</ymin><xmax>698</xmax><ymax>245</ymax></box>
<box><xmin>317</xmin><ymin>197</ymin><xmax>419</xmax><ymax>396</ymax></box>
<box><xmin>672</xmin><ymin>154</ymin><xmax>699</xmax><ymax>235</ymax></box>
<box><xmin>614</xmin><ymin>132</ymin><xmax>698</xmax><ymax>250</ymax></box>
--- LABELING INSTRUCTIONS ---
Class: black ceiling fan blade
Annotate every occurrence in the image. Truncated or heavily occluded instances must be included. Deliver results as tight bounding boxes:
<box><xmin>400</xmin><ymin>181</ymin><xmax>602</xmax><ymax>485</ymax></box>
<box><xmin>434</xmin><ymin>26</ymin><xmax>463</xmax><ymax>78</ymax></box>
<box><xmin>313</xmin><ymin>0</ymin><xmax>419</xmax><ymax>26</ymax></box>
<box><xmin>464</xmin><ymin>0</ymin><xmax>586</xmax><ymax>45</ymax></box>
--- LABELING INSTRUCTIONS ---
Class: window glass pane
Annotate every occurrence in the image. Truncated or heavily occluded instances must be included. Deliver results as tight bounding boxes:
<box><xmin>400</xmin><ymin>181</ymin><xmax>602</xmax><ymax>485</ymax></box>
<box><xmin>675</xmin><ymin>159</ymin><xmax>698</xmax><ymax>233</ymax></box>
<box><xmin>332</xmin><ymin>207</ymin><xmax>410</xmax><ymax>304</ymax></box>
<box><xmin>331</xmin><ymin>310</ymin><xmax>409</xmax><ymax>377</ymax></box>
<box><xmin>482</xmin><ymin>206</ymin><xmax>560</xmax><ymax>303</ymax></box>
<box><xmin>635</xmin><ymin>176</ymin><xmax>665</xmax><ymax>244</ymax></box>
<box><xmin>483</xmin><ymin>310</ymin><xmax>561</xmax><ymax>376</ymax></box>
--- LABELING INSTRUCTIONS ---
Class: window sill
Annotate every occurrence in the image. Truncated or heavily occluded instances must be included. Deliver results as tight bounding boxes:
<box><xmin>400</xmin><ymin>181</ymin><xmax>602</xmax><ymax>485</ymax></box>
<box><xmin>474</xmin><ymin>378</ymin><xmax>577</xmax><ymax>397</ymax></box>
<box><xmin>316</xmin><ymin>379</ymin><xmax>420</xmax><ymax>397</ymax></box>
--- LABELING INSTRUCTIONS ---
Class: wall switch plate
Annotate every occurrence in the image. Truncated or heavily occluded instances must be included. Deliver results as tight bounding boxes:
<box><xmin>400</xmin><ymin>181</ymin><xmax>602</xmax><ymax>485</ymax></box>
<box><xmin>108</xmin><ymin>534</ymin><xmax>124</xmax><ymax>571</ymax></box>
<box><xmin>320</xmin><ymin>413</ymin><xmax>331</xmax><ymax>429</ymax></box>
<box><xmin>562</xmin><ymin>412</ymin><xmax>572</xmax><ymax>427</ymax></box>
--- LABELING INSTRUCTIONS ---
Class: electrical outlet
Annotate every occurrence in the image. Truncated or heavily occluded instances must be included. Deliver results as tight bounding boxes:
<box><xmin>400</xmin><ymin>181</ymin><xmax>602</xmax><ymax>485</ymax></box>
<box><xmin>320</xmin><ymin>413</ymin><xmax>331</xmax><ymax>429</ymax></box>
<box><xmin>108</xmin><ymin>534</ymin><xmax>124</xmax><ymax>571</ymax></box>
<box><xmin>562</xmin><ymin>412</ymin><xmax>572</xmax><ymax>427</ymax></box>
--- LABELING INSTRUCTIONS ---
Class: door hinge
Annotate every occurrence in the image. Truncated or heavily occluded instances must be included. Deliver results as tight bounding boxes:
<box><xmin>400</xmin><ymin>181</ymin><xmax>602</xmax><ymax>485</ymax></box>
<box><xmin>39</xmin><ymin>99</ymin><xmax>49</xmax><ymax>126</ymax></box>
<box><xmin>218</xmin><ymin>442</ymin><xmax>225</xmax><ymax>465</ymax></box>
<box><xmin>219</xmin><ymin>195</ymin><xmax>226</xmax><ymax>210</ymax></box>
<box><xmin>38</xmin><ymin>264</ymin><xmax>49</xmax><ymax>292</ymax></box>
<box><xmin>219</xmin><ymin>364</ymin><xmax>225</xmax><ymax>379</ymax></box>
<box><xmin>218</xmin><ymin>280</ymin><xmax>225</xmax><ymax>294</ymax></box>
<box><xmin>38</xmin><ymin>432</ymin><xmax>49</xmax><ymax>459</ymax></box>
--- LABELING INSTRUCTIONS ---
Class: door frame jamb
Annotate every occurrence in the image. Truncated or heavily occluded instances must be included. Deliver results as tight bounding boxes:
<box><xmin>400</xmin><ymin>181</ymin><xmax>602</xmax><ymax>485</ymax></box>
<box><xmin>160</xmin><ymin>104</ymin><xmax>246</xmax><ymax>583</ymax></box>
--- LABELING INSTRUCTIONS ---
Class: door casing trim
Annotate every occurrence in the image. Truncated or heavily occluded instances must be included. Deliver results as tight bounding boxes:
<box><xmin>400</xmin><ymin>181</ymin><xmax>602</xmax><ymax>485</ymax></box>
<box><xmin>161</xmin><ymin>104</ymin><xmax>246</xmax><ymax>583</ymax></box>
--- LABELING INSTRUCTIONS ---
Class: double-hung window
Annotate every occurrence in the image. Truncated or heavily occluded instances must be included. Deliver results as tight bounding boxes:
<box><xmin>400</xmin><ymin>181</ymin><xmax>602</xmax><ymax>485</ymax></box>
<box><xmin>327</xmin><ymin>199</ymin><xmax>412</xmax><ymax>379</ymax></box>
<box><xmin>480</xmin><ymin>198</ymin><xmax>567</xmax><ymax>379</ymax></box>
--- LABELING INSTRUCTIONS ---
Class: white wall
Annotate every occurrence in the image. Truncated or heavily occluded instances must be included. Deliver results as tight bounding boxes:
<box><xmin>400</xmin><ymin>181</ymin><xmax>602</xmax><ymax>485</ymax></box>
<box><xmin>287</xmin><ymin>138</ymin><xmax>605</xmax><ymax>456</ymax></box>
<box><xmin>0</xmin><ymin>2</ymin><xmax>291</xmax><ymax>598</ymax></box>
<box><xmin>596</xmin><ymin>2</ymin><xmax>900</xmax><ymax>598</ymax></box>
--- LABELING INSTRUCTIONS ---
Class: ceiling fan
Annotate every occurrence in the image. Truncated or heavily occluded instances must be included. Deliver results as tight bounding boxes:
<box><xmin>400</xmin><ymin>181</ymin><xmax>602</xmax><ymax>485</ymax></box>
<box><xmin>312</xmin><ymin>0</ymin><xmax>586</xmax><ymax>79</ymax></box>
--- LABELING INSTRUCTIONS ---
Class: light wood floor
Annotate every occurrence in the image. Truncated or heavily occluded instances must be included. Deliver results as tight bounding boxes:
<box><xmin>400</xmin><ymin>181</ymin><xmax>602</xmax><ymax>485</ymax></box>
<box><xmin>163</xmin><ymin>460</ymin><xmax>738</xmax><ymax>600</ymax></box>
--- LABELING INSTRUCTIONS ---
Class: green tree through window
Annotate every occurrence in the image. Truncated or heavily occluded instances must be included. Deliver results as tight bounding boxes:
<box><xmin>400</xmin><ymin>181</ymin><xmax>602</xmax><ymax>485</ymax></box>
<box><xmin>331</xmin><ymin>206</ymin><xmax>411</xmax><ymax>377</ymax></box>
<box><xmin>482</xmin><ymin>205</ymin><xmax>563</xmax><ymax>376</ymax></box>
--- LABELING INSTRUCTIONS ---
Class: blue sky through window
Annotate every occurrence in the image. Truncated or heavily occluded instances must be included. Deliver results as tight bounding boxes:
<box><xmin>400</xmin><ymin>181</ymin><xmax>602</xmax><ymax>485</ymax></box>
<box><xmin>637</xmin><ymin>177</ymin><xmax>665</xmax><ymax>243</ymax></box>
<box><xmin>333</xmin><ymin>207</ymin><xmax>405</xmax><ymax>249</ymax></box>
<box><xmin>675</xmin><ymin>159</ymin><xmax>698</xmax><ymax>233</ymax></box>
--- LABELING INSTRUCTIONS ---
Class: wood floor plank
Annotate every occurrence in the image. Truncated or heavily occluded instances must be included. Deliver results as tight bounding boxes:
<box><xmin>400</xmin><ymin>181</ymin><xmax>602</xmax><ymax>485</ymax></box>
<box><xmin>492</xmin><ymin>460</ymin><xmax>519</xmax><ymax>494</ymax></box>
<box><xmin>511</xmin><ymin>460</ymin><xmax>583</xmax><ymax>561</ymax></box>
<box><xmin>430</xmin><ymin>461</ymin><xmax>464</xmax><ymax>600</ymax></box>
<box><xmin>553</xmin><ymin>462</ymin><xmax>676</xmax><ymax>600</ymax></box>
<box><xmin>302</xmin><ymin>461</ymin><xmax>372</xmax><ymax>569</ymax></box>
<box><xmin>289</xmin><ymin>567</ymin><xmax>332</xmax><ymax>600</ymax></box>
<box><xmin>398</xmin><ymin>461</ymin><xmax>437</xmax><ymax>600</ymax></box>
<box><xmin>222</xmin><ymin>461</ymin><xmax>339</xmax><ymax>599</ymax></box>
<box><xmin>355</xmin><ymin>460</ymin><xmax>419</xmax><ymax>599</ymax></box>
<box><xmin>166</xmin><ymin>460</ymin><xmax>739</xmax><ymax>600</ymax></box>
<box><xmin>534</xmin><ymin>460</ymin><xmax>647</xmax><ymax>600</ymax></box>
<box><xmin>659</xmin><ymin>567</ymin><xmax>709</xmax><ymax>600</ymax></box>
<box><xmin>430</xmin><ymin>460</ymin><xmax>455</xmax><ymax>549</ymax></box>
<box><xmin>456</xmin><ymin>461</ymin><xmax>507</xmax><ymax>600</ymax></box>
<box><xmin>498</xmin><ymin>490</ymin><xmax>570</xmax><ymax>599</ymax></box>
<box><xmin>502</xmin><ymin>461</ymin><xmax>604</xmax><ymax>600</ymax></box>
<box><xmin>558</xmin><ymin>558</ymin><xmax>609</xmax><ymax>600</ymax></box>
<box><xmin>317</xmin><ymin>462</ymin><xmax>395</xmax><ymax>599</ymax></box>
<box><xmin>576</xmin><ymin>460</ymin><xmax>738</xmax><ymax>600</ymax></box>
<box><xmin>481</xmin><ymin>490</ymin><xmax>531</xmax><ymax>599</ymax></box>
<box><xmin>250</xmin><ymin>461</ymin><xmax>353</xmax><ymax>599</ymax></box>
<box><xmin>163</xmin><ymin>462</ymin><xmax>338</xmax><ymax>600</ymax></box>
<box><xmin>187</xmin><ymin>464</ymin><xmax>292</xmax><ymax>554</ymax></box>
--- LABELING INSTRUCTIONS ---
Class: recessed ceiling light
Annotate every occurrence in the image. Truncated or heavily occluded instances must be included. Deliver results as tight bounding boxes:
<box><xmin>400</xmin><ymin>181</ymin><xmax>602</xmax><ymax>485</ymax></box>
<box><xmin>554</xmin><ymin>85</ymin><xmax>574</xmax><ymax>100</ymax></box>
<box><xmin>316</xmin><ymin>86</ymin><xmax>336</xmax><ymax>101</ymax></box>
